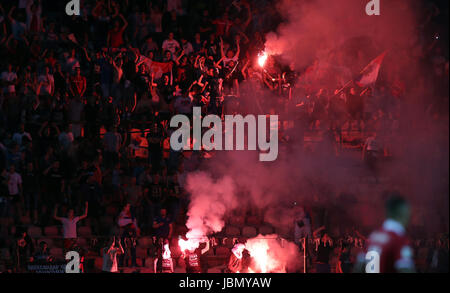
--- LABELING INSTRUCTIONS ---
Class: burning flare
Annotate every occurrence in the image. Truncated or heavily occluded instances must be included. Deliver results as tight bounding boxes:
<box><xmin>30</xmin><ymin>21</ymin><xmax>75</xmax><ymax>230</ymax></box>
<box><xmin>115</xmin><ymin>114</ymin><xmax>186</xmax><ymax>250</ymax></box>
<box><xmin>258</xmin><ymin>51</ymin><xmax>268</xmax><ymax>68</ymax></box>
<box><xmin>178</xmin><ymin>237</ymin><xmax>200</xmax><ymax>252</ymax></box>
<box><xmin>245</xmin><ymin>235</ymin><xmax>300</xmax><ymax>273</ymax></box>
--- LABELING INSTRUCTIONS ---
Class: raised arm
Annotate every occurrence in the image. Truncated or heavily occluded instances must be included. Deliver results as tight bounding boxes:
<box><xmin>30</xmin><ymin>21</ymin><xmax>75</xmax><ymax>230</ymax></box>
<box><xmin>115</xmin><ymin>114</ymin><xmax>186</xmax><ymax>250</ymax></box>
<box><xmin>117</xmin><ymin>238</ymin><xmax>124</xmax><ymax>255</ymax></box>
<box><xmin>153</xmin><ymin>257</ymin><xmax>158</xmax><ymax>273</ymax></box>
<box><xmin>243</xmin><ymin>2</ymin><xmax>252</xmax><ymax>30</ymax></box>
<box><xmin>78</xmin><ymin>201</ymin><xmax>89</xmax><ymax>220</ymax></box>
<box><xmin>234</xmin><ymin>38</ymin><xmax>240</xmax><ymax>59</ymax></box>
<box><xmin>313</xmin><ymin>226</ymin><xmax>326</xmax><ymax>238</ymax></box>
<box><xmin>8</xmin><ymin>6</ymin><xmax>16</xmax><ymax>23</ymax></box>
<box><xmin>220</xmin><ymin>37</ymin><xmax>225</xmax><ymax>58</ymax></box>
<box><xmin>201</xmin><ymin>238</ymin><xmax>210</xmax><ymax>255</ymax></box>
<box><xmin>53</xmin><ymin>205</ymin><xmax>63</xmax><ymax>221</ymax></box>
<box><xmin>119</xmin><ymin>14</ymin><xmax>128</xmax><ymax>31</ymax></box>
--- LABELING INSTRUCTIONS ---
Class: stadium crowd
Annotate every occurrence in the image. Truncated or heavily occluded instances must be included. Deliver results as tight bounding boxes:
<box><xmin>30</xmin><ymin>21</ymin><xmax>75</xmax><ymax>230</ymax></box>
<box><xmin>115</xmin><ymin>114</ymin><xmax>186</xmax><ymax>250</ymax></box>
<box><xmin>0</xmin><ymin>0</ymin><xmax>448</xmax><ymax>273</ymax></box>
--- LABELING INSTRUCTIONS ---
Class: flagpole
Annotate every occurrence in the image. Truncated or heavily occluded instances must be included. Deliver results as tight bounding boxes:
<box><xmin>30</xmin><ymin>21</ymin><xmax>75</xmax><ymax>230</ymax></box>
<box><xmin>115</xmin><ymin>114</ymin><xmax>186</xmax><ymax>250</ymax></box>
<box><xmin>333</xmin><ymin>51</ymin><xmax>388</xmax><ymax>97</ymax></box>
<box><xmin>334</xmin><ymin>80</ymin><xmax>353</xmax><ymax>96</ymax></box>
<box><xmin>303</xmin><ymin>237</ymin><xmax>307</xmax><ymax>273</ymax></box>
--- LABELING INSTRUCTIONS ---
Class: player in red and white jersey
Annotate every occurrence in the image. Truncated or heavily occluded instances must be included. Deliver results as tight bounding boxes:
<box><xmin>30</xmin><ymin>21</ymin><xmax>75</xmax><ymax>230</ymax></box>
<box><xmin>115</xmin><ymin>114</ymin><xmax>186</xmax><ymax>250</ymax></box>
<box><xmin>357</xmin><ymin>193</ymin><xmax>415</xmax><ymax>273</ymax></box>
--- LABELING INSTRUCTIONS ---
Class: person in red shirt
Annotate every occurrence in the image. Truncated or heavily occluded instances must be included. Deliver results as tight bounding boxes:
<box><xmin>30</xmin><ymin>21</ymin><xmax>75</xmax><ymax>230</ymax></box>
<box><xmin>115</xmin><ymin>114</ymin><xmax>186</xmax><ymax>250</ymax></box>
<box><xmin>107</xmin><ymin>14</ymin><xmax>128</xmax><ymax>48</ymax></box>
<box><xmin>69</xmin><ymin>67</ymin><xmax>86</xmax><ymax>99</ymax></box>
<box><xmin>357</xmin><ymin>192</ymin><xmax>415</xmax><ymax>273</ymax></box>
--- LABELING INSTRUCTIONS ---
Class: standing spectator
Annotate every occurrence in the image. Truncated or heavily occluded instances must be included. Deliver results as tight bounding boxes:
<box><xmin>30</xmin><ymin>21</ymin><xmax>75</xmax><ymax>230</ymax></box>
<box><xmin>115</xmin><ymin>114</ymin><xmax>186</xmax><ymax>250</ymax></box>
<box><xmin>22</xmin><ymin>162</ymin><xmax>39</xmax><ymax>224</ymax></box>
<box><xmin>107</xmin><ymin>14</ymin><xmax>128</xmax><ymax>48</ymax></box>
<box><xmin>43</xmin><ymin>161</ymin><xmax>65</xmax><ymax>207</ymax></box>
<box><xmin>362</xmin><ymin>132</ymin><xmax>381</xmax><ymax>183</ymax></box>
<box><xmin>37</xmin><ymin>65</ymin><xmax>54</xmax><ymax>97</ymax></box>
<box><xmin>181</xmin><ymin>237</ymin><xmax>210</xmax><ymax>273</ymax></box>
<box><xmin>11</xmin><ymin>229</ymin><xmax>34</xmax><ymax>273</ymax></box>
<box><xmin>25</xmin><ymin>0</ymin><xmax>42</xmax><ymax>34</ymax></box>
<box><xmin>180</xmin><ymin>37</ymin><xmax>194</xmax><ymax>56</ymax></box>
<box><xmin>1</xmin><ymin>64</ymin><xmax>18</xmax><ymax>98</ymax></box>
<box><xmin>314</xmin><ymin>230</ymin><xmax>334</xmax><ymax>273</ymax></box>
<box><xmin>12</xmin><ymin>124</ymin><xmax>32</xmax><ymax>147</ymax></box>
<box><xmin>153</xmin><ymin>208</ymin><xmax>173</xmax><ymax>240</ymax></box>
<box><xmin>53</xmin><ymin>202</ymin><xmax>89</xmax><ymax>251</ymax></box>
<box><xmin>103</xmin><ymin>125</ymin><xmax>124</xmax><ymax>169</ymax></box>
<box><xmin>69</xmin><ymin>67</ymin><xmax>86</xmax><ymax>99</ymax></box>
<box><xmin>228</xmin><ymin>243</ymin><xmax>246</xmax><ymax>273</ymax></box>
<box><xmin>7</xmin><ymin>165</ymin><xmax>23</xmax><ymax>222</ymax></box>
<box><xmin>147</xmin><ymin>122</ymin><xmax>164</xmax><ymax>172</ymax></box>
<box><xmin>120</xmin><ymin>226</ymin><xmax>138</xmax><ymax>268</ymax></box>
<box><xmin>153</xmin><ymin>239</ymin><xmax>174</xmax><ymax>273</ymax></box>
<box><xmin>162</xmin><ymin>32</ymin><xmax>180</xmax><ymax>57</ymax></box>
<box><xmin>102</xmin><ymin>237</ymin><xmax>124</xmax><ymax>273</ymax></box>
<box><xmin>337</xmin><ymin>241</ymin><xmax>353</xmax><ymax>273</ymax></box>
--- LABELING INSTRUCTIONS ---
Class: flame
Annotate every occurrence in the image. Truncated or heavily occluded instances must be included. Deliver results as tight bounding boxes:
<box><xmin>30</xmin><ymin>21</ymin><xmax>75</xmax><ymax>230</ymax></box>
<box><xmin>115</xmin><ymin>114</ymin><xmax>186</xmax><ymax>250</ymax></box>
<box><xmin>178</xmin><ymin>238</ymin><xmax>200</xmax><ymax>252</ymax></box>
<box><xmin>163</xmin><ymin>244</ymin><xmax>171</xmax><ymax>259</ymax></box>
<box><xmin>246</xmin><ymin>238</ymin><xmax>270</xmax><ymax>273</ymax></box>
<box><xmin>245</xmin><ymin>235</ymin><xmax>290</xmax><ymax>273</ymax></box>
<box><xmin>258</xmin><ymin>52</ymin><xmax>268</xmax><ymax>68</ymax></box>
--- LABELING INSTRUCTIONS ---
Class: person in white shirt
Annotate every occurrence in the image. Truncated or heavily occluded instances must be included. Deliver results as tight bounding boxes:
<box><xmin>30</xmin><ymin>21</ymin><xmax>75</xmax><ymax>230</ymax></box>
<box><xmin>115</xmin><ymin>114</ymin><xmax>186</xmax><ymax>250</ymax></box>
<box><xmin>26</xmin><ymin>0</ymin><xmax>42</xmax><ymax>33</ymax></box>
<box><xmin>54</xmin><ymin>202</ymin><xmax>88</xmax><ymax>250</ymax></box>
<box><xmin>12</xmin><ymin>124</ymin><xmax>32</xmax><ymax>146</ymax></box>
<box><xmin>58</xmin><ymin>124</ymin><xmax>74</xmax><ymax>151</ymax></box>
<box><xmin>180</xmin><ymin>37</ymin><xmax>194</xmax><ymax>56</ymax></box>
<box><xmin>102</xmin><ymin>236</ymin><xmax>124</xmax><ymax>273</ymax></box>
<box><xmin>1</xmin><ymin>64</ymin><xmax>18</xmax><ymax>96</ymax></box>
<box><xmin>162</xmin><ymin>32</ymin><xmax>180</xmax><ymax>57</ymax></box>
<box><xmin>37</xmin><ymin>66</ymin><xmax>54</xmax><ymax>96</ymax></box>
<box><xmin>7</xmin><ymin>165</ymin><xmax>23</xmax><ymax>221</ymax></box>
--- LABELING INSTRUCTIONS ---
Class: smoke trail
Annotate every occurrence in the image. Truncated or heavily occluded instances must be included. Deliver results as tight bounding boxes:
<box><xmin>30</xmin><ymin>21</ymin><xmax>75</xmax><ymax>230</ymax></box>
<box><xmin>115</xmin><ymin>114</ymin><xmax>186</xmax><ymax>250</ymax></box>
<box><xmin>184</xmin><ymin>172</ymin><xmax>238</xmax><ymax>246</ymax></box>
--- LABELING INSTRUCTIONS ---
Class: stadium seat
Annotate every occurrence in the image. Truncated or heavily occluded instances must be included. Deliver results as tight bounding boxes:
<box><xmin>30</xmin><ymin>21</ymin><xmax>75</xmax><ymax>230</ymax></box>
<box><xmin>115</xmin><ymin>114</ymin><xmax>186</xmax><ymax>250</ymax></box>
<box><xmin>229</xmin><ymin>216</ymin><xmax>245</xmax><ymax>227</ymax></box>
<box><xmin>258</xmin><ymin>225</ymin><xmax>274</xmax><ymax>235</ymax></box>
<box><xmin>242</xmin><ymin>226</ymin><xmax>257</xmax><ymax>238</ymax></box>
<box><xmin>78</xmin><ymin>226</ymin><xmax>92</xmax><ymax>237</ymax></box>
<box><xmin>20</xmin><ymin>216</ymin><xmax>31</xmax><ymax>226</ymax></box>
<box><xmin>246</xmin><ymin>216</ymin><xmax>261</xmax><ymax>226</ymax></box>
<box><xmin>275</xmin><ymin>227</ymin><xmax>291</xmax><ymax>238</ymax></box>
<box><xmin>50</xmin><ymin>247</ymin><xmax>64</xmax><ymax>259</ymax></box>
<box><xmin>77</xmin><ymin>238</ymin><xmax>88</xmax><ymax>248</ymax></box>
<box><xmin>225</xmin><ymin>226</ymin><xmax>241</xmax><ymax>237</ymax></box>
<box><xmin>27</xmin><ymin>226</ymin><xmax>42</xmax><ymax>238</ymax></box>
<box><xmin>100</xmin><ymin>216</ymin><xmax>114</xmax><ymax>226</ymax></box>
<box><xmin>44</xmin><ymin>226</ymin><xmax>60</xmax><ymax>237</ymax></box>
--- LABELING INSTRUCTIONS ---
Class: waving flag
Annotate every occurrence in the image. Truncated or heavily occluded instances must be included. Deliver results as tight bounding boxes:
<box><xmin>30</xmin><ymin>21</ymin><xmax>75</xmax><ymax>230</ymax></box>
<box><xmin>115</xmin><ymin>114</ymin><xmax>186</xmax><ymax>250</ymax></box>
<box><xmin>137</xmin><ymin>55</ymin><xmax>173</xmax><ymax>79</ymax></box>
<box><xmin>150</xmin><ymin>61</ymin><xmax>173</xmax><ymax>79</ymax></box>
<box><xmin>355</xmin><ymin>51</ymin><xmax>387</xmax><ymax>88</ymax></box>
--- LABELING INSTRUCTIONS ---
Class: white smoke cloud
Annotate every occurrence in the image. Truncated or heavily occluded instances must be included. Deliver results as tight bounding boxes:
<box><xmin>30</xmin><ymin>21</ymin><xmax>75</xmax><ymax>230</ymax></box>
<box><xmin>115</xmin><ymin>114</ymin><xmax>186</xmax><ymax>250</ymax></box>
<box><xmin>184</xmin><ymin>172</ymin><xmax>238</xmax><ymax>244</ymax></box>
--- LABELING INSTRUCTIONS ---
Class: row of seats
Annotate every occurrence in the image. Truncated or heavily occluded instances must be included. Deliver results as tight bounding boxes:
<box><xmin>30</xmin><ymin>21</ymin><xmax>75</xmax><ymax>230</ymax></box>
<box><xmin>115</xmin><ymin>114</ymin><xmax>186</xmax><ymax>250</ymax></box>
<box><xmin>223</xmin><ymin>225</ymin><xmax>276</xmax><ymax>238</ymax></box>
<box><xmin>23</xmin><ymin>226</ymin><xmax>93</xmax><ymax>238</ymax></box>
<box><xmin>226</xmin><ymin>215</ymin><xmax>266</xmax><ymax>227</ymax></box>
